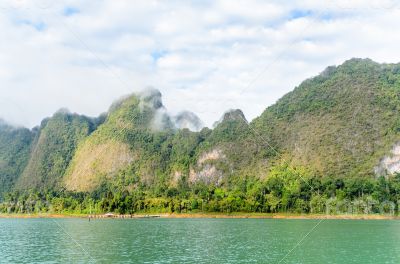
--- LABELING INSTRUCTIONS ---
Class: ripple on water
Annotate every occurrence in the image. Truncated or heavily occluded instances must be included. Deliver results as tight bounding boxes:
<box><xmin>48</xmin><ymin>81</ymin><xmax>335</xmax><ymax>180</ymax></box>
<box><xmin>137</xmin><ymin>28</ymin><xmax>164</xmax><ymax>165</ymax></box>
<box><xmin>0</xmin><ymin>218</ymin><xmax>399</xmax><ymax>263</ymax></box>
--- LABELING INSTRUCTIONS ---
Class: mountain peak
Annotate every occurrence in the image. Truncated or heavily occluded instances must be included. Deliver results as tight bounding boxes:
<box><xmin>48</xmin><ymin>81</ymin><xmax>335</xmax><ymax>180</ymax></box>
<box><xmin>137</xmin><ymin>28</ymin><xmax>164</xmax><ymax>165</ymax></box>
<box><xmin>337</xmin><ymin>58</ymin><xmax>381</xmax><ymax>73</ymax></box>
<box><xmin>343</xmin><ymin>57</ymin><xmax>375</xmax><ymax>64</ymax></box>
<box><xmin>138</xmin><ymin>88</ymin><xmax>163</xmax><ymax>110</ymax></box>
<box><xmin>221</xmin><ymin>109</ymin><xmax>247</xmax><ymax>123</ymax></box>
<box><xmin>55</xmin><ymin>108</ymin><xmax>71</xmax><ymax>115</ymax></box>
<box><xmin>173</xmin><ymin>111</ymin><xmax>204</xmax><ymax>132</ymax></box>
<box><xmin>108</xmin><ymin>93</ymin><xmax>140</xmax><ymax>114</ymax></box>
<box><xmin>213</xmin><ymin>109</ymin><xmax>247</xmax><ymax>128</ymax></box>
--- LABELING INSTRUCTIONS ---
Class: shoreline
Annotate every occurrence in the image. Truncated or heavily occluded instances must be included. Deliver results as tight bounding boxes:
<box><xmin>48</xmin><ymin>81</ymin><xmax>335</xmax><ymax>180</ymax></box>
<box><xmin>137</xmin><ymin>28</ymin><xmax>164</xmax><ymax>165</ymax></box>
<box><xmin>0</xmin><ymin>212</ymin><xmax>399</xmax><ymax>220</ymax></box>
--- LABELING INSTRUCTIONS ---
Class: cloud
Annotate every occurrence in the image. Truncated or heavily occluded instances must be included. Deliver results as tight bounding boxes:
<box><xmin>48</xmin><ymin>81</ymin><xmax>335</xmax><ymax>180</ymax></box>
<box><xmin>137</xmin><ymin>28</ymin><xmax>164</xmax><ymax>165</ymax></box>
<box><xmin>1</xmin><ymin>0</ymin><xmax>400</xmax><ymax>128</ymax></box>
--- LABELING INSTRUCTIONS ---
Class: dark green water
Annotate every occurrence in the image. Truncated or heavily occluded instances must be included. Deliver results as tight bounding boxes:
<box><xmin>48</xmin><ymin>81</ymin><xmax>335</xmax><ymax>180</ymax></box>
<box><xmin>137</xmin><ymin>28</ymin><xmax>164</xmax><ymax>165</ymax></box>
<box><xmin>0</xmin><ymin>218</ymin><xmax>399</xmax><ymax>263</ymax></box>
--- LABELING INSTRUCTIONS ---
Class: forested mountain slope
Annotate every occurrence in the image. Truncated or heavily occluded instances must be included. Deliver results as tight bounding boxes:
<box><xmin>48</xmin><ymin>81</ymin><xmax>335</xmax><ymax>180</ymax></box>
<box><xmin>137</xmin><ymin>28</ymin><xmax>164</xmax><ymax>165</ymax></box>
<box><xmin>252</xmin><ymin>58</ymin><xmax>400</xmax><ymax>178</ymax></box>
<box><xmin>1</xmin><ymin>58</ymin><xmax>400</xmax><ymax>199</ymax></box>
<box><xmin>14</xmin><ymin>111</ymin><xmax>101</xmax><ymax>190</ymax></box>
<box><xmin>0</xmin><ymin>120</ymin><xmax>34</xmax><ymax>195</ymax></box>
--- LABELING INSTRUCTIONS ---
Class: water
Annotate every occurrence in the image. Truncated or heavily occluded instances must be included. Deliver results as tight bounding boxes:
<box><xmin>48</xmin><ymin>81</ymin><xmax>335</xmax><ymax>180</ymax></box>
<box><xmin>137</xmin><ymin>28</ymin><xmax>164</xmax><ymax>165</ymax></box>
<box><xmin>0</xmin><ymin>218</ymin><xmax>399</xmax><ymax>263</ymax></box>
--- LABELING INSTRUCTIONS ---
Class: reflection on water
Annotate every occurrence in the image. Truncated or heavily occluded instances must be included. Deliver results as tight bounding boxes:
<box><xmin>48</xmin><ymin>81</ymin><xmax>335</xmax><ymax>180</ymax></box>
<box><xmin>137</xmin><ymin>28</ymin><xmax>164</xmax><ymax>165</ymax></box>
<box><xmin>0</xmin><ymin>218</ymin><xmax>399</xmax><ymax>263</ymax></box>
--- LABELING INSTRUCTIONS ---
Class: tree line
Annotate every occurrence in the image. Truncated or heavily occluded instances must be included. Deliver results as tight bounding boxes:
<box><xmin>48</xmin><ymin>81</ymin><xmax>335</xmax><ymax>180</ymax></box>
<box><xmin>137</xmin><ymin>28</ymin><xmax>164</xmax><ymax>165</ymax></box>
<box><xmin>2</xmin><ymin>164</ymin><xmax>400</xmax><ymax>216</ymax></box>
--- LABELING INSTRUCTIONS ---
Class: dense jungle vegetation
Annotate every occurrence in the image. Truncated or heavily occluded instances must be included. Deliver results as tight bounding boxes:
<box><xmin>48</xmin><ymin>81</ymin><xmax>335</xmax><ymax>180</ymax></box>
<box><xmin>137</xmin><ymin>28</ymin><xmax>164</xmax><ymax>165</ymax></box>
<box><xmin>2</xmin><ymin>58</ymin><xmax>400</xmax><ymax>215</ymax></box>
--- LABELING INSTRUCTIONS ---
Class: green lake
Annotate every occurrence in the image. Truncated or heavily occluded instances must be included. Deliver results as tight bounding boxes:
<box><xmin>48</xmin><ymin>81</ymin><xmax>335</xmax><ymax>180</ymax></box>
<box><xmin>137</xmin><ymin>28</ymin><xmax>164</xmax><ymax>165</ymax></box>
<box><xmin>0</xmin><ymin>218</ymin><xmax>399</xmax><ymax>263</ymax></box>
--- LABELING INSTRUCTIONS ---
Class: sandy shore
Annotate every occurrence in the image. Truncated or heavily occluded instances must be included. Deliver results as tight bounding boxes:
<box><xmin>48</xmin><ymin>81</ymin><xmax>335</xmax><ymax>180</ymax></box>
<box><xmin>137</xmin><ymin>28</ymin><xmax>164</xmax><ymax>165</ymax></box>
<box><xmin>0</xmin><ymin>213</ymin><xmax>85</xmax><ymax>219</ymax></box>
<box><xmin>1</xmin><ymin>212</ymin><xmax>399</xmax><ymax>220</ymax></box>
<box><xmin>158</xmin><ymin>213</ymin><xmax>400</xmax><ymax>220</ymax></box>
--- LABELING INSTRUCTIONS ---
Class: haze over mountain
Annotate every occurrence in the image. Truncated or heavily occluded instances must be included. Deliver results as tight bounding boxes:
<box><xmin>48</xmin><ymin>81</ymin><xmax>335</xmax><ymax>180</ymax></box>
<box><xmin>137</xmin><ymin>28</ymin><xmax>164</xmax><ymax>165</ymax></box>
<box><xmin>1</xmin><ymin>58</ymin><xmax>400</xmax><ymax>196</ymax></box>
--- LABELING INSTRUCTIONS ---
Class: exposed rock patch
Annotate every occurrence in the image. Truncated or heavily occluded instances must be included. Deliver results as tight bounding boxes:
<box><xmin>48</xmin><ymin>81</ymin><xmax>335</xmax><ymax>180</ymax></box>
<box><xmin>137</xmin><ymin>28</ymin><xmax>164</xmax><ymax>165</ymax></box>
<box><xmin>189</xmin><ymin>149</ymin><xmax>226</xmax><ymax>185</ymax></box>
<box><xmin>198</xmin><ymin>149</ymin><xmax>225</xmax><ymax>165</ymax></box>
<box><xmin>375</xmin><ymin>143</ymin><xmax>400</xmax><ymax>176</ymax></box>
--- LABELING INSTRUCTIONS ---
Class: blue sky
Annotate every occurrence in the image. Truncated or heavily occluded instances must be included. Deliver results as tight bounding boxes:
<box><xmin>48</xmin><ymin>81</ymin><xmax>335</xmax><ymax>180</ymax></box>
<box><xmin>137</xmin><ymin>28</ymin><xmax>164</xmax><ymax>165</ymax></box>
<box><xmin>1</xmin><ymin>0</ymin><xmax>400</xmax><ymax>128</ymax></box>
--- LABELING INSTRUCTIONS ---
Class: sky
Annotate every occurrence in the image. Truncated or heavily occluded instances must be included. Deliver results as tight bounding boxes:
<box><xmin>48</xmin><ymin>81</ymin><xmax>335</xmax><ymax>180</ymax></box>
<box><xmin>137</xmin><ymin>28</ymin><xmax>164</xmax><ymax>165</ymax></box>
<box><xmin>1</xmin><ymin>0</ymin><xmax>400</xmax><ymax>128</ymax></box>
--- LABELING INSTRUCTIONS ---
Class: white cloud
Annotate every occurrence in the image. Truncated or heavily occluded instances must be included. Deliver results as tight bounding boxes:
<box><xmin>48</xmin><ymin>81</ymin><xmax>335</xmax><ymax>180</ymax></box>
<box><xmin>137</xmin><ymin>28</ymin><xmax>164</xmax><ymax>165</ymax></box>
<box><xmin>1</xmin><ymin>0</ymin><xmax>400</xmax><ymax>128</ymax></box>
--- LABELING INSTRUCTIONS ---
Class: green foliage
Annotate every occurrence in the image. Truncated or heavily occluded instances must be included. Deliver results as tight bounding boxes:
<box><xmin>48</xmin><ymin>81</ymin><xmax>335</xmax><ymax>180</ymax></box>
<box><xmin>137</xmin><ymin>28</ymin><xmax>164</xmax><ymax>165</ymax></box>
<box><xmin>3</xmin><ymin>59</ymin><xmax>400</xmax><ymax>215</ymax></box>
<box><xmin>15</xmin><ymin>111</ymin><xmax>98</xmax><ymax>190</ymax></box>
<box><xmin>0</xmin><ymin>121</ymin><xmax>34</xmax><ymax>197</ymax></box>
<box><xmin>252</xmin><ymin>58</ymin><xmax>400</xmax><ymax>178</ymax></box>
<box><xmin>3</xmin><ymin>166</ymin><xmax>400</xmax><ymax>215</ymax></box>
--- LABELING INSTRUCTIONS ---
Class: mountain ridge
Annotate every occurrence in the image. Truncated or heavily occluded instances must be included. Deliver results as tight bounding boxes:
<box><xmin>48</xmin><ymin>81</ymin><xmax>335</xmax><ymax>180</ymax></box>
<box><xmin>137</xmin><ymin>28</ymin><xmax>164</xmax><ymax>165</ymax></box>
<box><xmin>1</xmin><ymin>58</ymin><xmax>400</xmax><ymax>196</ymax></box>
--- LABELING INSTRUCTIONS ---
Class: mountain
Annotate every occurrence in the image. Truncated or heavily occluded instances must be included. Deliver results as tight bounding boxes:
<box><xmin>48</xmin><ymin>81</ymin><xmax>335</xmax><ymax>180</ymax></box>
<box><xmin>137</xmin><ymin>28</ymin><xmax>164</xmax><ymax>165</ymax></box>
<box><xmin>63</xmin><ymin>90</ymin><xmax>176</xmax><ymax>191</ymax></box>
<box><xmin>63</xmin><ymin>90</ymin><xmax>209</xmax><ymax>192</ymax></box>
<box><xmin>2</xmin><ymin>58</ymin><xmax>400</xmax><ymax>198</ymax></box>
<box><xmin>0</xmin><ymin>120</ymin><xmax>34</xmax><ymax>195</ymax></box>
<box><xmin>14</xmin><ymin>110</ymin><xmax>101</xmax><ymax>190</ymax></box>
<box><xmin>252</xmin><ymin>58</ymin><xmax>400</xmax><ymax>178</ymax></box>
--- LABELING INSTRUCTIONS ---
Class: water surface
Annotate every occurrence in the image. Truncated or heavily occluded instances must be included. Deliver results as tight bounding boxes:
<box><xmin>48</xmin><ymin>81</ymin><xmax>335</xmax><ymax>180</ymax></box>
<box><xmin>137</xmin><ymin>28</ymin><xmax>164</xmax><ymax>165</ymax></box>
<box><xmin>0</xmin><ymin>218</ymin><xmax>399</xmax><ymax>263</ymax></box>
